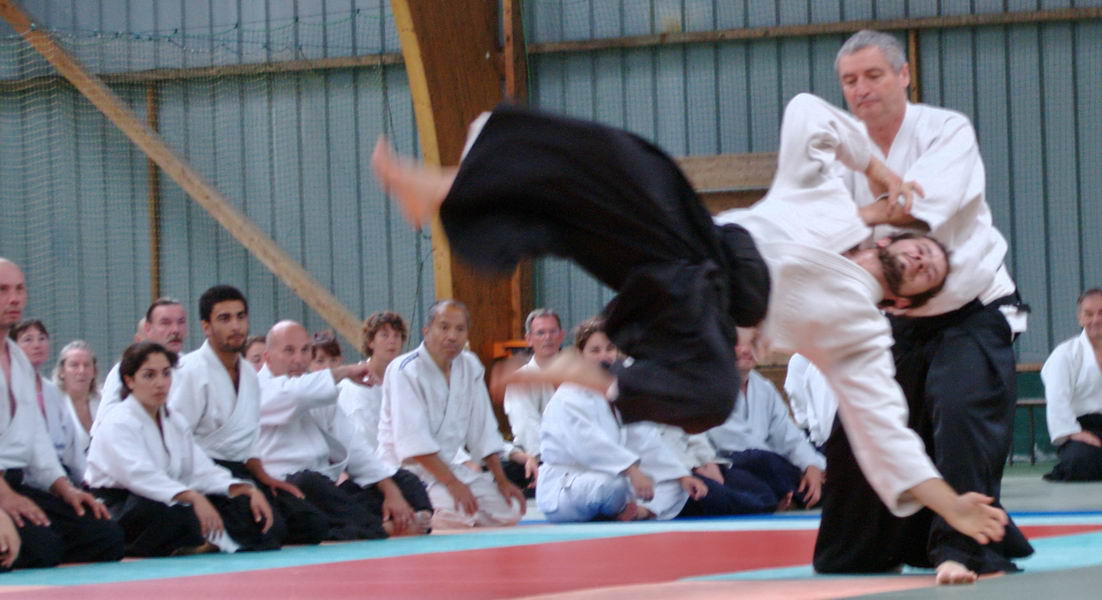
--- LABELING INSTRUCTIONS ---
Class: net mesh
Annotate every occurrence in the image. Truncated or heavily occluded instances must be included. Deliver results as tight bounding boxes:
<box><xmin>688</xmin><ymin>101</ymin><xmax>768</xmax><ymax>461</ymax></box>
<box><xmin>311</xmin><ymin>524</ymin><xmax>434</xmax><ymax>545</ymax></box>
<box><xmin>0</xmin><ymin>6</ymin><xmax>432</xmax><ymax>372</ymax></box>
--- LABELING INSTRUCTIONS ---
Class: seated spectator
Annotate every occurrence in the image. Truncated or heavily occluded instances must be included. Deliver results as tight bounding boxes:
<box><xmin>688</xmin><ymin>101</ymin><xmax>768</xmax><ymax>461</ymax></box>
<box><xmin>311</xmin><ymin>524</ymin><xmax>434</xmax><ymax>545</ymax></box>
<box><xmin>501</xmin><ymin>308</ymin><xmax>564</xmax><ymax>492</ymax></box>
<box><xmin>258</xmin><ymin>320</ymin><xmax>431</xmax><ymax>539</ymax></box>
<box><xmin>654</xmin><ymin>423</ymin><xmax>776</xmax><ymax>517</ymax></box>
<box><xmin>338</xmin><ymin>311</ymin><xmax>408</xmax><ymax>452</ymax></box>
<box><xmin>377</xmin><ymin>300</ymin><xmax>525</xmax><ymax>529</ymax></box>
<box><xmin>52</xmin><ymin>340</ymin><xmax>100</xmax><ymax>459</ymax></box>
<box><xmin>242</xmin><ymin>335</ymin><xmax>266</xmax><ymax>372</ymax></box>
<box><xmin>1043</xmin><ymin>288</ymin><xmax>1102</xmax><ymax>482</ymax></box>
<box><xmin>10</xmin><ymin>320</ymin><xmax>85</xmax><ymax>482</ymax></box>
<box><xmin>0</xmin><ymin>257</ymin><xmax>123</xmax><ymax>570</ymax></box>
<box><xmin>86</xmin><ymin>342</ymin><xmax>279</xmax><ymax>556</ymax></box>
<box><xmin>783</xmin><ymin>353</ymin><xmax>838</xmax><ymax>451</ymax></box>
<box><xmin>97</xmin><ymin>297</ymin><xmax>188</xmax><ymax>426</ymax></box>
<box><xmin>537</xmin><ymin>317</ymin><xmax>701</xmax><ymax>522</ymax></box>
<box><xmin>310</xmin><ymin>330</ymin><xmax>343</xmax><ymax>373</ymax></box>
<box><xmin>707</xmin><ymin>338</ymin><xmax>825</xmax><ymax>511</ymax></box>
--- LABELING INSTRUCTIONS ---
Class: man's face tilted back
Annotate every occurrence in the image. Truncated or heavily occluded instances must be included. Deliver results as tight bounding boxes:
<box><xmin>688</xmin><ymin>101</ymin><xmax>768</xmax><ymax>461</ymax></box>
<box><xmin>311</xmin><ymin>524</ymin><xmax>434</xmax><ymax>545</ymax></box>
<box><xmin>837</xmin><ymin>46</ymin><xmax>910</xmax><ymax>127</ymax></box>
<box><xmin>879</xmin><ymin>236</ymin><xmax>948</xmax><ymax>299</ymax></box>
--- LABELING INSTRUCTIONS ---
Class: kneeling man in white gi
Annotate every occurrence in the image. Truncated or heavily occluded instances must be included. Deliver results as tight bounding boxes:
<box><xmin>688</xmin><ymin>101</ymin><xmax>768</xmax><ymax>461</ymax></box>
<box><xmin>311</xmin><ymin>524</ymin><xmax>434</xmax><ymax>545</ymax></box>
<box><xmin>378</xmin><ymin>300</ymin><xmax>525</xmax><ymax>529</ymax></box>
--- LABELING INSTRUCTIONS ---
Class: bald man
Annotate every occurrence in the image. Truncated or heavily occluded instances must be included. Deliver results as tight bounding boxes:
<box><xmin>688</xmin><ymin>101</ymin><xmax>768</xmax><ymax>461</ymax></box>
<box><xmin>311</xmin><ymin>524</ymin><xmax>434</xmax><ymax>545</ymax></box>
<box><xmin>0</xmin><ymin>258</ymin><xmax>123</xmax><ymax>570</ymax></box>
<box><xmin>257</xmin><ymin>320</ymin><xmax>432</xmax><ymax>539</ymax></box>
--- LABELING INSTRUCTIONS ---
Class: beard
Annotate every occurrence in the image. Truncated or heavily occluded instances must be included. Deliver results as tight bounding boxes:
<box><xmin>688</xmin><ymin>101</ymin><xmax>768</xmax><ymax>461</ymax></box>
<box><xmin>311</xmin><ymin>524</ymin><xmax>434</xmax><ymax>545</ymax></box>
<box><xmin>877</xmin><ymin>246</ymin><xmax>905</xmax><ymax>296</ymax></box>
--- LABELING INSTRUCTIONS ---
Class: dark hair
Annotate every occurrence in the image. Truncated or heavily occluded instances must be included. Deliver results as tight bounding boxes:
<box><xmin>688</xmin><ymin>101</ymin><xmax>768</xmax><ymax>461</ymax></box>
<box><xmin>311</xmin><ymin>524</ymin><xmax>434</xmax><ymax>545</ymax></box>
<box><xmin>9</xmin><ymin>318</ymin><xmax>47</xmax><ymax>342</ymax></box>
<box><xmin>311</xmin><ymin>330</ymin><xmax>342</xmax><ymax>360</ymax></box>
<box><xmin>886</xmin><ymin>232</ymin><xmax>951</xmax><ymax>309</ymax></box>
<box><xmin>573</xmin><ymin>317</ymin><xmax>606</xmax><ymax>352</ymax></box>
<box><xmin>198</xmin><ymin>285</ymin><xmax>248</xmax><ymax>322</ymax></box>
<box><xmin>362</xmin><ymin>311</ymin><xmax>409</xmax><ymax>356</ymax></box>
<box><xmin>241</xmin><ymin>335</ymin><xmax>266</xmax><ymax>356</ymax></box>
<box><xmin>145</xmin><ymin>297</ymin><xmax>183</xmax><ymax>323</ymax></box>
<box><xmin>1078</xmin><ymin>288</ymin><xmax>1102</xmax><ymax>306</ymax></box>
<box><xmin>119</xmin><ymin>341</ymin><xmax>179</xmax><ymax>399</ymax></box>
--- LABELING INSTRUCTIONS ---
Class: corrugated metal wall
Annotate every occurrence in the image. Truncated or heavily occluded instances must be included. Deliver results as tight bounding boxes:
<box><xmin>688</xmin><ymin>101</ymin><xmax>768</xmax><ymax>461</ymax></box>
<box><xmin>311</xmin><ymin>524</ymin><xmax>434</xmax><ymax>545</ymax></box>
<box><xmin>0</xmin><ymin>0</ymin><xmax>429</xmax><ymax>369</ymax></box>
<box><xmin>0</xmin><ymin>1</ymin><xmax>1099</xmax><ymax>367</ymax></box>
<box><xmin>526</xmin><ymin>0</ymin><xmax>1102</xmax><ymax>363</ymax></box>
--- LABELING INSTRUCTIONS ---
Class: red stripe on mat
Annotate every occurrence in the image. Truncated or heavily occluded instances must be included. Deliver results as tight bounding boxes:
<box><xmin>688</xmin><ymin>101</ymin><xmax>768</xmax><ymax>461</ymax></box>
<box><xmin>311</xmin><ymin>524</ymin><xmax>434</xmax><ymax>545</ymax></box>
<box><xmin>18</xmin><ymin>524</ymin><xmax>1102</xmax><ymax>600</ymax></box>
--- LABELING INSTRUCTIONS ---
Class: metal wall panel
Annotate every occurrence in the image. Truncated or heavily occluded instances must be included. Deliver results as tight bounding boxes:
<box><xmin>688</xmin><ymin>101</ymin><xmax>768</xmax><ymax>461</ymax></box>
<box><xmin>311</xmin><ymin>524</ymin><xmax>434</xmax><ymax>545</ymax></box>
<box><xmin>527</xmin><ymin>2</ymin><xmax>1102</xmax><ymax>362</ymax></box>
<box><xmin>0</xmin><ymin>3</ymin><xmax>427</xmax><ymax>368</ymax></box>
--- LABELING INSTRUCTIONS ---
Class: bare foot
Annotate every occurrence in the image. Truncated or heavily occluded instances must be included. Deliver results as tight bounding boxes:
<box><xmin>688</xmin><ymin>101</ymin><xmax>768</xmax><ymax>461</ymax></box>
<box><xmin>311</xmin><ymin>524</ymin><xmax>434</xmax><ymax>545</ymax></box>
<box><xmin>634</xmin><ymin>506</ymin><xmax>655</xmax><ymax>520</ymax></box>
<box><xmin>505</xmin><ymin>349</ymin><xmax>615</xmax><ymax>397</ymax></box>
<box><xmin>935</xmin><ymin>560</ymin><xmax>978</xmax><ymax>585</ymax></box>
<box><xmin>371</xmin><ymin>138</ymin><xmax>456</xmax><ymax>229</ymax></box>
<box><xmin>615</xmin><ymin>502</ymin><xmax>638</xmax><ymax>522</ymax></box>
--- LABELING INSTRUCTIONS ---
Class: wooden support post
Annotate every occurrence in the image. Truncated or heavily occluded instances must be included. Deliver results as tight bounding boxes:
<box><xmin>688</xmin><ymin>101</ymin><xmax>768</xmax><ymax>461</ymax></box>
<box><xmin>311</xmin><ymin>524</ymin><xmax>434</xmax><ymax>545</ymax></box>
<box><xmin>145</xmin><ymin>81</ymin><xmax>161</xmax><ymax>301</ymax></box>
<box><xmin>0</xmin><ymin>0</ymin><xmax>364</xmax><ymax>347</ymax></box>
<box><xmin>391</xmin><ymin>0</ymin><xmax>522</xmax><ymax>366</ymax></box>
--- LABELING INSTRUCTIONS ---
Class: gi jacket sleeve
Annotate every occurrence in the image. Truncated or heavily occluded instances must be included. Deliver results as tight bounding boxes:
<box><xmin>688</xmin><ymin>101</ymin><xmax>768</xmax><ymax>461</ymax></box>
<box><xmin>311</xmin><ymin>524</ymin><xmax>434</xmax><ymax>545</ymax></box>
<box><xmin>543</xmin><ymin>387</ymin><xmax>639</xmax><ymax>476</ymax></box>
<box><xmin>259</xmin><ymin>371</ymin><xmax>338</xmax><ymax>426</ymax></box>
<box><xmin>1042</xmin><ymin>337</ymin><xmax>1084</xmax><ymax>445</ymax></box>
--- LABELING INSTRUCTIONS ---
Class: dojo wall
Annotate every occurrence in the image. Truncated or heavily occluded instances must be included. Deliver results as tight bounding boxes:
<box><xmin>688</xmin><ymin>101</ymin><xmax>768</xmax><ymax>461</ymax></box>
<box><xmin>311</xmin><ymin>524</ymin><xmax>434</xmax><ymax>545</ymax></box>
<box><xmin>0</xmin><ymin>1</ymin><xmax>432</xmax><ymax>366</ymax></box>
<box><xmin>525</xmin><ymin>0</ymin><xmax>1102</xmax><ymax>364</ymax></box>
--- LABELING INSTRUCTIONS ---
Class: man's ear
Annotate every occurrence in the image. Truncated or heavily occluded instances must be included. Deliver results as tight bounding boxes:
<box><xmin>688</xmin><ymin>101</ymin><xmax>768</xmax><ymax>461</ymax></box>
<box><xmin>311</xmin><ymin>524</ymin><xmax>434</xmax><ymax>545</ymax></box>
<box><xmin>875</xmin><ymin>236</ymin><xmax>892</xmax><ymax>249</ymax></box>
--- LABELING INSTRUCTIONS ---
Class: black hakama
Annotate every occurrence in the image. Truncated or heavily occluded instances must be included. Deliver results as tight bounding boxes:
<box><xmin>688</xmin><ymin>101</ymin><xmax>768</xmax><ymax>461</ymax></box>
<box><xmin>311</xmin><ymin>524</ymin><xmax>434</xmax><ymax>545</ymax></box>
<box><xmin>1044</xmin><ymin>414</ymin><xmax>1102</xmax><ymax>482</ymax></box>
<box><xmin>215</xmin><ymin>458</ymin><xmax>328</xmax><ymax>545</ymax></box>
<box><xmin>440</xmin><ymin>104</ymin><xmax>770</xmax><ymax>433</ymax></box>
<box><xmin>814</xmin><ymin>297</ymin><xmax>1034</xmax><ymax>575</ymax></box>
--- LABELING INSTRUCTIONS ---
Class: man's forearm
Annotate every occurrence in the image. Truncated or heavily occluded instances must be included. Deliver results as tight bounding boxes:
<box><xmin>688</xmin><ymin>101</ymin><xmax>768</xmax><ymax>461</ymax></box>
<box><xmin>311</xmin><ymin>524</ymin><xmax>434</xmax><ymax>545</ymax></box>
<box><xmin>411</xmin><ymin>453</ymin><xmax>460</xmax><ymax>485</ymax></box>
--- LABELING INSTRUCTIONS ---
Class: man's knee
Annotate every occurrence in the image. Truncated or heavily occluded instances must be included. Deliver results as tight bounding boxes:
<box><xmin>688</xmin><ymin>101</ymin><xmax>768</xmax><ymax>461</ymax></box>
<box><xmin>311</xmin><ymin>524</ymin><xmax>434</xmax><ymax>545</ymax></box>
<box><xmin>15</xmin><ymin>524</ymin><xmax>64</xmax><ymax>569</ymax></box>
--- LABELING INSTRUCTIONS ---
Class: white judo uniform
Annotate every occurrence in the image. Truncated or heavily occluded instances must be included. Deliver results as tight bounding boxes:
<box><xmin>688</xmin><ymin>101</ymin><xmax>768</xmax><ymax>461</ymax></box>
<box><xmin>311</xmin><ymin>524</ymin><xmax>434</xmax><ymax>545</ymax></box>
<box><xmin>503</xmin><ymin>356</ymin><xmax>555</xmax><ymax>456</ymax></box>
<box><xmin>337</xmin><ymin>379</ymin><xmax>383</xmax><ymax>453</ymax></box>
<box><xmin>783</xmin><ymin>354</ymin><xmax>838</xmax><ymax>448</ymax></box>
<box><xmin>1042</xmin><ymin>331</ymin><xmax>1102</xmax><ymax>445</ymax></box>
<box><xmin>257</xmin><ymin>366</ymin><xmax>394</xmax><ymax>487</ymax></box>
<box><xmin>537</xmin><ymin>383</ymin><xmax>691</xmax><ymax>521</ymax></box>
<box><xmin>85</xmin><ymin>397</ymin><xmax>247</xmax><ymax>506</ymax></box>
<box><xmin>377</xmin><ymin>345</ymin><xmax>522</xmax><ymax>528</ymax></box>
<box><xmin>36</xmin><ymin>377</ymin><xmax>86</xmax><ymax>482</ymax></box>
<box><xmin>0</xmin><ymin>339</ymin><xmax>67</xmax><ymax>490</ymax></box>
<box><xmin>715</xmin><ymin>93</ymin><xmax>941</xmax><ymax>515</ymax></box>
<box><xmin>707</xmin><ymin>371</ymin><xmax>826</xmax><ymax>473</ymax></box>
<box><xmin>168</xmin><ymin>341</ymin><xmax>262</xmax><ymax>463</ymax></box>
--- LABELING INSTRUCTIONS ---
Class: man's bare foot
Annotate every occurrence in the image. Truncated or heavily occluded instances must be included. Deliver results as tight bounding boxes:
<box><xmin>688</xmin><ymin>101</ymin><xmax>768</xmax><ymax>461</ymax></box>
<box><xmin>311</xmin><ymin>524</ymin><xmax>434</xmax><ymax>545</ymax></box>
<box><xmin>935</xmin><ymin>560</ymin><xmax>978</xmax><ymax>585</ymax></box>
<box><xmin>615</xmin><ymin>502</ymin><xmax>638</xmax><ymax>522</ymax></box>
<box><xmin>505</xmin><ymin>349</ymin><xmax>615</xmax><ymax>397</ymax></box>
<box><xmin>371</xmin><ymin>138</ymin><xmax>456</xmax><ymax>229</ymax></box>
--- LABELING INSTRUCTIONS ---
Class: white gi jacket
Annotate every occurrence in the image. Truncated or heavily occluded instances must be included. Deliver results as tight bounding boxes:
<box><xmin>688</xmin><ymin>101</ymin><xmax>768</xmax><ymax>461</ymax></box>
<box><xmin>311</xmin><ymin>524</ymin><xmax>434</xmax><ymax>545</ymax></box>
<box><xmin>537</xmin><ymin>383</ymin><xmax>639</xmax><ymax>514</ymax></box>
<box><xmin>713</xmin><ymin>94</ymin><xmax>942</xmax><ymax>515</ymax></box>
<box><xmin>39</xmin><ymin>377</ymin><xmax>86</xmax><ymax>481</ymax></box>
<box><xmin>503</xmin><ymin>356</ymin><xmax>555</xmax><ymax>456</ymax></box>
<box><xmin>1042</xmin><ymin>330</ymin><xmax>1102</xmax><ymax>445</ymax></box>
<box><xmin>707</xmin><ymin>371</ymin><xmax>826</xmax><ymax>473</ymax></box>
<box><xmin>377</xmin><ymin>345</ymin><xmax>505</xmax><ymax>483</ymax></box>
<box><xmin>843</xmin><ymin>98</ymin><xmax>1017</xmax><ymax>318</ymax></box>
<box><xmin>85</xmin><ymin>396</ymin><xmax>246</xmax><ymax>504</ymax></box>
<box><xmin>783</xmin><ymin>353</ymin><xmax>838</xmax><ymax>447</ymax></box>
<box><xmin>257</xmin><ymin>366</ymin><xmax>393</xmax><ymax>487</ymax></box>
<box><xmin>169</xmin><ymin>340</ymin><xmax>261</xmax><ymax>462</ymax></box>
<box><xmin>656</xmin><ymin>424</ymin><xmax>719</xmax><ymax>471</ymax></box>
<box><xmin>337</xmin><ymin>379</ymin><xmax>382</xmax><ymax>453</ymax></box>
<box><xmin>0</xmin><ymin>340</ymin><xmax>67</xmax><ymax>490</ymax></box>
